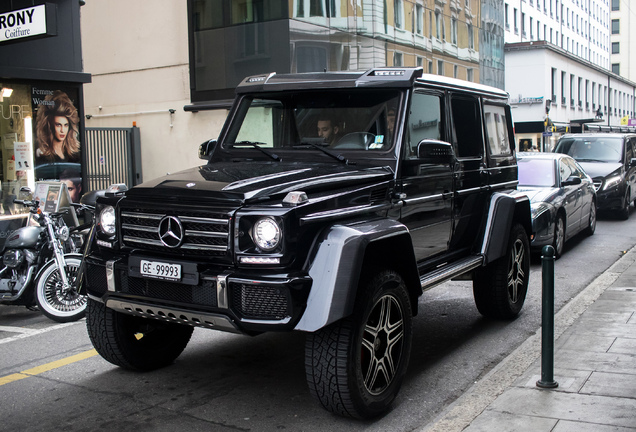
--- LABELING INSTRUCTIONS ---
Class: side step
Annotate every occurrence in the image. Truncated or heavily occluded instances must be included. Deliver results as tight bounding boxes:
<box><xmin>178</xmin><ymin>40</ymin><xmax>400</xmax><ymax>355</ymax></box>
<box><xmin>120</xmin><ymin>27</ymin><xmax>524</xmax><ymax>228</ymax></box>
<box><xmin>420</xmin><ymin>255</ymin><xmax>484</xmax><ymax>292</ymax></box>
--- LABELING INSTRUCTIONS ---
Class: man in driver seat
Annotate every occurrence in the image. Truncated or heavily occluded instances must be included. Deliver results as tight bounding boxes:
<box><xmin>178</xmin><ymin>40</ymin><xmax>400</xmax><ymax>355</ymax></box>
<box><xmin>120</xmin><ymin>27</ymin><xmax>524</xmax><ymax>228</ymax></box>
<box><xmin>317</xmin><ymin>113</ymin><xmax>342</xmax><ymax>147</ymax></box>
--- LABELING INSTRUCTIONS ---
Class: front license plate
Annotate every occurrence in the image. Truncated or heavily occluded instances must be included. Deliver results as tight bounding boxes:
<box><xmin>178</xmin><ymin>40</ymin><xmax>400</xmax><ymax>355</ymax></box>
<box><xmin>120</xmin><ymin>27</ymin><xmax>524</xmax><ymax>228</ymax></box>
<box><xmin>140</xmin><ymin>260</ymin><xmax>181</xmax><ymax>281</ymax></box>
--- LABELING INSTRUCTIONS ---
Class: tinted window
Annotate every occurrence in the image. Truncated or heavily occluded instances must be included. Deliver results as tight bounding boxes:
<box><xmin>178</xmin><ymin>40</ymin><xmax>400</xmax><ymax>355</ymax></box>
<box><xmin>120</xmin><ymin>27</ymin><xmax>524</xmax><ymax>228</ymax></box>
<box><xmin>451</xmin><ymin>95</ymin><xmax>483</xmax><ymax>158</ymax></box>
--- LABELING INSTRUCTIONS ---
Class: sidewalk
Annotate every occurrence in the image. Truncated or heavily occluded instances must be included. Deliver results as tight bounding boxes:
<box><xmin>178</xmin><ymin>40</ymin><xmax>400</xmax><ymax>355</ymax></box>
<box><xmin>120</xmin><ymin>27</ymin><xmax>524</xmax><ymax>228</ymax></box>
<box><xmin>420</xmin><ymin>247</ymin><xmax>636</xmax><ymax>432</ymax></box>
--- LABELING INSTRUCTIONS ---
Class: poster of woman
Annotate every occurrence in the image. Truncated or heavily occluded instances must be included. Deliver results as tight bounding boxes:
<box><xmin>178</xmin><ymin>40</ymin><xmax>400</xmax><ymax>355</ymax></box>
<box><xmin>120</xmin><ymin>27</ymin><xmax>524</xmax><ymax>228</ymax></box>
<box><xmin>31</xmin><ymin>87</ymin><xmax>83</xmax><ymax>202</ymax></box>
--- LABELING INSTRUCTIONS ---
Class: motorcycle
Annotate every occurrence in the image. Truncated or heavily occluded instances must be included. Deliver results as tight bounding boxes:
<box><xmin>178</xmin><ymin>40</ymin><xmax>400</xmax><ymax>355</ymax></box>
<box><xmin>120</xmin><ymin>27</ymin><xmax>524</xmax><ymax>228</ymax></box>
<box><xmin>0</xmin><ymin>195</ymin><xmax>87</xmax><ymax>322</ymax></box>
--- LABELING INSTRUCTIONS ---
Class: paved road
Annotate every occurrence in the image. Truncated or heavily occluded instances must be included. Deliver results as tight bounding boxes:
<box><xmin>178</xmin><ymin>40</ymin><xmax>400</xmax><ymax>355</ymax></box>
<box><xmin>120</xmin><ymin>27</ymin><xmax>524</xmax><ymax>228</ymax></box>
<box><xmin>1</xmin><ymin>211</ymin><xmax>635</xmax><ymax>432</ymax></box>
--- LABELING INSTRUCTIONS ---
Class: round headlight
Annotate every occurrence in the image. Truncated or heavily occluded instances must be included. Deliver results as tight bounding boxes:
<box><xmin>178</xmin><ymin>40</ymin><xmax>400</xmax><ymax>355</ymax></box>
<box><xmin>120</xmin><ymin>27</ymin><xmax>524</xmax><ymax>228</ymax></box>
<box><xmin>57</xmin><ymin>225</ymin><xmax>70</xmax><ymax>242</ymax></box>
<box><xmin>252</xmin><ymin>217</ymin><xmax>281</xmax><ymax>251</ymax></box>
<box><xmin>99</xmin><ymin>205</ymin><xmax>116</xmax><ymax>235</ymax></box>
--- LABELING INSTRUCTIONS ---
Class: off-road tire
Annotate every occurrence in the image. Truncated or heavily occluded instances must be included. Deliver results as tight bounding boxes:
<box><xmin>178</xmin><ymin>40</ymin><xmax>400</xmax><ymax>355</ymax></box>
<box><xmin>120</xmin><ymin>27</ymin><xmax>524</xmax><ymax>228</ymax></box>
<box><xmin>86</xmin><ymin>298</ymin><xmax>193</xmax><ymax>371</ymax></box>
<box><xmin>305</xmin><ymin>270</ymin><xmax>412</xmax><ymax>419</ymax></box>
<box><xmin>473</xmin><ymin>223</ymin><xmax>530</xmax><ymax>320</ymax></box>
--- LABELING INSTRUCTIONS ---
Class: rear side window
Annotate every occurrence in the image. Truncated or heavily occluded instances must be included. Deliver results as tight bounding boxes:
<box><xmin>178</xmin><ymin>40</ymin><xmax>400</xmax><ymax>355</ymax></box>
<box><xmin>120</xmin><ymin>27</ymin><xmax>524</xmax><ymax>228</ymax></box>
<box><xmin>484</xmin><ymin>105</ymin><xmax>511</xmax><ymax>156</ymax></box>
<box><xmin>451</xmin><ymin>95</ymin><xmax>483</xmax><ymax>158</ymax></box>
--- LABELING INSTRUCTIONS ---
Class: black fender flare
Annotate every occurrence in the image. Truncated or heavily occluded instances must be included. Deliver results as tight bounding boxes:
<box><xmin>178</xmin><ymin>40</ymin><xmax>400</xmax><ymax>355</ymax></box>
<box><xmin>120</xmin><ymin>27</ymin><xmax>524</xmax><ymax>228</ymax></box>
<box><xmin>479</xmin><ymin>191</ymin><xmax>532</xmax><ymax>265</ymax></box>
<box><xmin>294</xmin><ymin>218</ymin><xmax>419</xmax><ymax>332</ymax></box>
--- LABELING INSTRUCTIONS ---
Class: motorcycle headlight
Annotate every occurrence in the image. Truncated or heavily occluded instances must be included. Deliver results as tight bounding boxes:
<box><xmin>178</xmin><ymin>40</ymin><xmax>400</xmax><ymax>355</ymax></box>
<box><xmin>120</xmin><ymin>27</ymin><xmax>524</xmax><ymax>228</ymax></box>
<box><xmin>602</xmin><ymin>175</ymin><xmax>622</xmax><ymax>191</ymax></box>
<box><xmin>57</xmin><ymin>225</ymin><xmax>70</xmax><ymax>242</ymax></box>
<box><xmin>251</xmin><ymin>217</ymin><xmax>282</xmax><ymax>251</ymax></box>
<box><xmin>99</xmin><ymin>205</ymin><xmax>116</xmax><ymax>236</ymax></box>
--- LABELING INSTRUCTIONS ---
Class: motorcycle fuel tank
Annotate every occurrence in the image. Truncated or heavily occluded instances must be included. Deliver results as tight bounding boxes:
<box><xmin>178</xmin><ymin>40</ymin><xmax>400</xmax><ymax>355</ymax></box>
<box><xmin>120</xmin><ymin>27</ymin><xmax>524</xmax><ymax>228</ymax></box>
<box><xmin>4</xmin><ymin>226</ymin><xmax>44</xmax><ymax>249</ymax></box>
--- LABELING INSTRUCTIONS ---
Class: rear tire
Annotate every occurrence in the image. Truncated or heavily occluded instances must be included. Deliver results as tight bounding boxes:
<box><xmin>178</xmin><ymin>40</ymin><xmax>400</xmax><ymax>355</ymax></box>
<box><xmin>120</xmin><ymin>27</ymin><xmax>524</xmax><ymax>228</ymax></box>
<box><xmin>305</xmin><ymin>270</ymin><xmax>412</xmax><ymax>419</ymax></box>
<box><xmin>473</xmin><ymin>223</ymin><xmax>530</xmax><ymax>320</ymax></box>
<box><xmin>86</xmin><ymin>298</ymin><xmax>193</xmax><ymax>371</ymax></box>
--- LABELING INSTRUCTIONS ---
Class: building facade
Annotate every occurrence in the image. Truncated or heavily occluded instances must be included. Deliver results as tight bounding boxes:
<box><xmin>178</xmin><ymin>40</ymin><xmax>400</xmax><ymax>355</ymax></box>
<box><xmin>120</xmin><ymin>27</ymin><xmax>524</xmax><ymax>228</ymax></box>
<box><xmin>81</xmin><ymin>0</ymin><xmax>508</xmax><ymax>182</ymax></box>
<box><xmin>0</xmin><ymin>0</ymin><xmax>90</xmax><ymax>246</ymax></box>
<box><xmin>610</xmin><ymin>0</ymin><xmax>635</xmax><ymax>82</ymax></box>
<box><xmin>506</xmin><ymin>41</ymin><xmax>635</xmax><ymax>152</ymax></box>
<box><xmin>503</xmin><ymin>0</ymin><xmax>635</xmax><ymax>150</ymax></box>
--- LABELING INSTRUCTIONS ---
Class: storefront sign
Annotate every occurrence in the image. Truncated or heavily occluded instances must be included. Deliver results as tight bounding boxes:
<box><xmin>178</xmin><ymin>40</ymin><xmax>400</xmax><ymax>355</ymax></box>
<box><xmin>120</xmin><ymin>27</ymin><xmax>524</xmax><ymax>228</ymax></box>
<box><xmin>0</xmin><ymin>5</ymin><xmax>48</xmax><ymax>43</ymax></box>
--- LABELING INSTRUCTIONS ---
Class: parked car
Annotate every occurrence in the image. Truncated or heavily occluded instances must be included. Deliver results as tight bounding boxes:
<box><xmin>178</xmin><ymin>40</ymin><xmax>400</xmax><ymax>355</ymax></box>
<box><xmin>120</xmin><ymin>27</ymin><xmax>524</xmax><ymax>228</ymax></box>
<box><xmin>553</xmin><ymin>133</ymin><xmax>636</xmax><ymax>219</ymax></box>
<box><xmin>80</xmin><ymin>68</ymin><xmax>532</xmax><ymax>419</ymax></box>
<box><xmin>517</xmin><ymin>152</ymin><xmax>596</xmax><ymax>258</ymax></box>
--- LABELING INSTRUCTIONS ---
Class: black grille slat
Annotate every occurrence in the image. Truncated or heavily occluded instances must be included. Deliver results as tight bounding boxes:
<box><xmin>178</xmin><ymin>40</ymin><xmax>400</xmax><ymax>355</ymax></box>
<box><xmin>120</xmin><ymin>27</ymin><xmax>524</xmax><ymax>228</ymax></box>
<box><xmin>120</xmin><ymin>207</ymin><xmax>231</xmax><ymax>256</ymax></box>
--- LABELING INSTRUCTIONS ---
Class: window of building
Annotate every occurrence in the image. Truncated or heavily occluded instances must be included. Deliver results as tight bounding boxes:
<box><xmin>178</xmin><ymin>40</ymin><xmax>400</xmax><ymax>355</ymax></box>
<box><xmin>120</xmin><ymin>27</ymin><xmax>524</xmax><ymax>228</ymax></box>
<box><xmin>437</xmin><ymin>60</ymin><xmax>444</xmax><ymax>76</ymax></box>
<box><xmin>612</xmin><ymin>63</ymin><xmax>620</xmax><ymax>75</ymax></box>
<box><xmin>393</xmin><ymin>52</ymin><xmax>403</xmax><ymax>66</ymax></box>
<box><xmin>505</xmin><ymin>3</ymin><xmax>510</xmax><ymax>29</ymax></box>
<box><xmin>428</xmin><ymin>60</ymin><xmax>433</xmax><ymax>74</ymax></box>
<box><xmin>416</xmin><ymin>4</ymin><xmax>423</xmax><ymax>35</ymax></box>
<box><xmin>514</xmin><ymin>8</ymin><xmax>518</xmax><ymax>33</ymax></box>
<box><xmin>561</xmin><ymin>71</ymin><xmax>566</xmax><ymax>104</ymax></box>
<box><xmin>453</xmin><ymin>65</ymin><xmax>458</xmax><ymax>78</ymax></box>
<box><xmin>429</xmin><ymin>11</ymin><xmax>433</xmax><ymax>38</ymax></box>
<box><xmin>570</xmin><ymin>73</ymin><xmax>575</xmax><ymax>106</ymax></box>
<box><xmin>551</xmin><ymin>68</ymin><xmax>556</xmax><ymax>101</ymax></box>
<box><xmin>416</xmin><ymin>56</ymin><xmax>423</xmax><ymax>67</ymax></box>
<box><xmin>612</xmin><ymin>42</ymin><xmax>619</xmax><ymax>54</ymax></box>
<box><xmin>394</xmin><ymin>0</ymin><xmax>404</xmax><ymax>29</ymax></box>
<box><xmin>530</xmin><ymin>17</ymin><xmax>534</xmax><ymax>38</ymax></box>
<box><xmin>451</xmin><ymin>18</ymin><xmax>457</xmax><ymax>44</ymax></box>
<box><xmin>521</xmin><ymin>12</ymin><xmax>526</xmax><ymax>36</ymax></box>
<box><xmin>612</xmin><ymin>19</ymin><xmax>619</xmax><ymax>34</ymax></box>
<box><xmin>467</xmin><ymin>68</ymin><xmax>474</xmax><ymax>82</ymax></box>
<box><xmin>611</xmin><ymin>0</ymin><xmax>619</xmax><ymax>11</ymax></box>
<box><xmin>435</xmin><ymin>10</ymin><xmax>442</xmax><ymax>39</ymax></box>
<box><xmin>468</xmin><ymin>23</ymin><xmax>474</xmax><ymax>49</ymax></box>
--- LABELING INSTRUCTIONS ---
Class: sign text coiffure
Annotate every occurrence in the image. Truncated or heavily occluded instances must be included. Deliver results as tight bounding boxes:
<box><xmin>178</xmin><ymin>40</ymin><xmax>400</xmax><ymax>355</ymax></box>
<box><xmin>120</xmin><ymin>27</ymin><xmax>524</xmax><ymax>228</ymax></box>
<box><xmin>0</xmin><ymin>5</ymin><xmax>47</xmax><ymax>43</ymax></box>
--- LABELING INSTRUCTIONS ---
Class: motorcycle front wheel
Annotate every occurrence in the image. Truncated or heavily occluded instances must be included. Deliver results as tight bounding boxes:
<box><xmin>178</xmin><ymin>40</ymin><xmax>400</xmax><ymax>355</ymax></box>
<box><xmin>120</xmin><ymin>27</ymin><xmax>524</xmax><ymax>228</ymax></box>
<box><xmin>35</xmin><ymin>255</ymin><xmax>87</xmax><ymax>323</ymax></box>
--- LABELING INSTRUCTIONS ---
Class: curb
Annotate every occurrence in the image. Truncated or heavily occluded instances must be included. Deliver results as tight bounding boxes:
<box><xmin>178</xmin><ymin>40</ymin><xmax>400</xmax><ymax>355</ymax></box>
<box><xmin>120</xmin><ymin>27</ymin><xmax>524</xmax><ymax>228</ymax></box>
<box><xmin>416</xmin><ymin>246</ymin><xmax>636</xmax><ymax>432</ymax></box>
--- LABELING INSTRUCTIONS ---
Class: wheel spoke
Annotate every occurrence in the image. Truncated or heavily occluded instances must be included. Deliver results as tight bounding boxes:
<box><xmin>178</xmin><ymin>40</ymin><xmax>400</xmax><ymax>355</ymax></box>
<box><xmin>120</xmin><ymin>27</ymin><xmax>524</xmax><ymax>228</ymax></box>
<box><xmin>361</xmin><ymin>294</ymin><xmax>405</xmax><ymax>394</ymax></box>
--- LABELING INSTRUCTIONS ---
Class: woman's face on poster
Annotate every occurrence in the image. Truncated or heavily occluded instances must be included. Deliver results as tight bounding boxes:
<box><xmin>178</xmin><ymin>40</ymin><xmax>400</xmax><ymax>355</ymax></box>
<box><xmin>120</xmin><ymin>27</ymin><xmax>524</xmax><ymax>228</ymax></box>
<box><xmin>53</xmin><ymin>116</ymin><xmax>69</xmax><ymax>142</ymax></box>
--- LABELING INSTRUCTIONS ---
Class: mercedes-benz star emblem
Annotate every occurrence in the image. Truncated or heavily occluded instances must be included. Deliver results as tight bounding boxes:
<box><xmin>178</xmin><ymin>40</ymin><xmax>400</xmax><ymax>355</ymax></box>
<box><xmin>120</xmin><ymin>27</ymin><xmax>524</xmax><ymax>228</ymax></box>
<box><xmin>158</xmin><ymin>216</ymin><xmax>184</xmax><ymax>248</ymax></box>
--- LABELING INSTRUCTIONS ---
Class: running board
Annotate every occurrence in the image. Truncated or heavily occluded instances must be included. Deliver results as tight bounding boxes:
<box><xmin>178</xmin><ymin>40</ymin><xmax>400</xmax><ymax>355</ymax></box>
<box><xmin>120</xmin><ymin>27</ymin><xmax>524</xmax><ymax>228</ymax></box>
<box><xmin>420</xmin><ymin>255</ymin><xmax>484</xmax><ymax>292</ymax></box>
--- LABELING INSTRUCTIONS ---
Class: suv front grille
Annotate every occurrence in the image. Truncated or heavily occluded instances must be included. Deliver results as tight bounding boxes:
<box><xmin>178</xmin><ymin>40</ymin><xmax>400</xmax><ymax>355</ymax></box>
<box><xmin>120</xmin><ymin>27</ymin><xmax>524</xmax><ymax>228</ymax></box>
<box><xmin>120</xmin><ymin>208</ymin><xmax>231</xmax><ymax>256</ymax></box>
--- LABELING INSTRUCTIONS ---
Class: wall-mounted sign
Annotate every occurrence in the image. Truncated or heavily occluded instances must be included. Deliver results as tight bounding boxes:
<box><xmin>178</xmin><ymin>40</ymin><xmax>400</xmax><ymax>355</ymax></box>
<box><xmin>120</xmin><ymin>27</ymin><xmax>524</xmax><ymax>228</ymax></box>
<box><xmin>511</xmin><ymin>96</ymin><xmax>544</xmax><ymax>105</ymax></box>
<box><xmin>0</xmin><ymin>5</ymin><xmax>50</xmax><ymax>44</ymax></box>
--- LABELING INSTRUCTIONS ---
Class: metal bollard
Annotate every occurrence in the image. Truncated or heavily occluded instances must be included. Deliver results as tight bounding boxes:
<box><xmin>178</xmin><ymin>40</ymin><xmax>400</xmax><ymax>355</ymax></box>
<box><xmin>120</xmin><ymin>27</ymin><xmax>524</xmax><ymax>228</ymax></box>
<box><xmin>537</xmin><ymin>245</ymin><xmax>559</xmax><ymax>389</ymax></box>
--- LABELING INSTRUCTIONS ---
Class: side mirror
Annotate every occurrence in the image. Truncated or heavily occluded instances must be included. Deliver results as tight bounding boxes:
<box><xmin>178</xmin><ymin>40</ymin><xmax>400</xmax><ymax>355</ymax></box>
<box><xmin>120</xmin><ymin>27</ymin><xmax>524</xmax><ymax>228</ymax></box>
<box><xmin>199</xmin><ymin>139</ymin><xmax>217</xmax><ymax>160</ymax></box>
<box><xmin>417</xmin><ymin>139</ymin><xmax>456</xmax><ymax>164</ymax></box>
<box><xmin>562</xmin><ymin>176</ymin><xmax>582</xmax><ymax>186</ymax></box>
<box><xmin>630</xmin><ymin>158</ymin><xmax>636</xmax><ymax>168</ymax></box>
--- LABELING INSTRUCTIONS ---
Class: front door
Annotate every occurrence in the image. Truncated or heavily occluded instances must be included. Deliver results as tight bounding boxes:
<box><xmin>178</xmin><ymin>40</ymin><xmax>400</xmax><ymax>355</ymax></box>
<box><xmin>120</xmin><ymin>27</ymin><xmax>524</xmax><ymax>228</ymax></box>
<box><xmin>399</xmin><ymin>91</ymin><xmax>453</xmax><ymax>262</ymax></box>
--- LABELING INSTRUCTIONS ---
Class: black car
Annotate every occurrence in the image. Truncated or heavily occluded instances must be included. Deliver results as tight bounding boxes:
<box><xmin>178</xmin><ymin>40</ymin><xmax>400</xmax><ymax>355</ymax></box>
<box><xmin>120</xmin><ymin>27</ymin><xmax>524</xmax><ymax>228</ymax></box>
<box><xmin>553</xmin><ymin>133</ymin><xmax>636</xmax><ymax>219</ymax></box>
<box><xmin>80</xmin><ymin>68</ymin><xmax>532</xmax><ymax>419</ymax></box>
<box><xmin>517</xmin><ymin>152</ymin><xmax>596</xmax><ymax>258</ymax></box>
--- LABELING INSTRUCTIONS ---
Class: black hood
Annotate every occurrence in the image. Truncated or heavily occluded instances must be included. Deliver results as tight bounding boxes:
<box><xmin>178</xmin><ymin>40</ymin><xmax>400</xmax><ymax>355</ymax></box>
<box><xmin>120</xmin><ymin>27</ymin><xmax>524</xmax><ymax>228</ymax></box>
<box><xmin>577</xmin><ymin>162</ymin><xmax>621</xmax><ymax>179</ymax></box>
<box><xmin>125</xmin><ymin>161</ymin><xmax>394</xmax><ymax>204</ymax></box>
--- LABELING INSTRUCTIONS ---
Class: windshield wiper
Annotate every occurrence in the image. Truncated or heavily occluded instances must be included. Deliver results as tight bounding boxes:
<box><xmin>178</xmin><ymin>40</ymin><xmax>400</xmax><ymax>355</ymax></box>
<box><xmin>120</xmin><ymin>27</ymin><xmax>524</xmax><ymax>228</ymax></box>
<box><xmin>295</xmin><ymin>138</ymin><xmax>351</xmax><ymax>165</ymax></box>
<box><xmin>231</xmin><ymin>141</ymin><xmax>281</xmax><ymax>161</ymax></box>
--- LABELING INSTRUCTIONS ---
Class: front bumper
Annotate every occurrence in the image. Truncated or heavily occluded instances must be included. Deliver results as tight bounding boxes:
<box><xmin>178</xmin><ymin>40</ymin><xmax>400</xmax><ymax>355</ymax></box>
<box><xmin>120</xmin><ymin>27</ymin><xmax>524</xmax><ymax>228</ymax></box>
<box><xmin>84</xmin><ymin>254</ymin><xmax>312</xmax><ymax>334</ymax></box>
<box><xmin>596</xmin><ymin>185</ymin><xmax>625</xmax><ymax>211</ymax></box>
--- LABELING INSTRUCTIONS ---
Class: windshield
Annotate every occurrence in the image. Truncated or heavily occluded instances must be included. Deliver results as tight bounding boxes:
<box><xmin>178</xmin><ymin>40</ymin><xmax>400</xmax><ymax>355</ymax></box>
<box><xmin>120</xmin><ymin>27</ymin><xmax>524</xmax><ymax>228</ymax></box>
<box><xmin>224</xmin><ymin>89</ymin><xmax>402</xmax><ymax>154</ymax></box>
<box><xmin>554</xmin><ymin>137</ymin><xmax>623</xmax><ymax>163</ymax></box>
<box><xmin>518</xmin><ymin>158</ymin><xmax>556</xmax><ymax>187</ymax></box>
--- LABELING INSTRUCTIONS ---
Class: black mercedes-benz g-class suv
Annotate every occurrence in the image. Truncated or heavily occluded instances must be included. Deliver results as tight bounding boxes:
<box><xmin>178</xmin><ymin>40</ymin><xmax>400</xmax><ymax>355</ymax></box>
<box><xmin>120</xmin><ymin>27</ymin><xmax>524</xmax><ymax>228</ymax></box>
<box><xmin>82</xmin><ymin>68</ymin><xmax>532</xmax><ymax>419</ymax></box>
